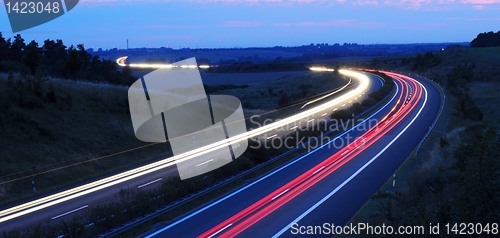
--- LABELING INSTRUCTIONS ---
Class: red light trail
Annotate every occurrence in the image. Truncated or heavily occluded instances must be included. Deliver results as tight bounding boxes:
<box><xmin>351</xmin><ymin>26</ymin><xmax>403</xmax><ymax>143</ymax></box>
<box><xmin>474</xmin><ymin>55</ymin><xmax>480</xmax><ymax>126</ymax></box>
<box><xmin>198</xmin><ymin>72</ymin><xmax>422</xmax><ymax>238</ymax></box>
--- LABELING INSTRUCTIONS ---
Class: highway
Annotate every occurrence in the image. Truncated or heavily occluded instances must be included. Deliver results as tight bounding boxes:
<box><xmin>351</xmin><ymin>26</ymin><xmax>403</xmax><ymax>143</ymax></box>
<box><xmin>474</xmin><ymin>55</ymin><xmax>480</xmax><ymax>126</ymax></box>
<box><xmin>0</xmin><ymin>69</ymin><xmax>381</xmax><ymax>231</ymax></box>
<box><xmin>142</xmin><ymin>71</ymin><xmax>442</xmax><ymax>237</ymax></box>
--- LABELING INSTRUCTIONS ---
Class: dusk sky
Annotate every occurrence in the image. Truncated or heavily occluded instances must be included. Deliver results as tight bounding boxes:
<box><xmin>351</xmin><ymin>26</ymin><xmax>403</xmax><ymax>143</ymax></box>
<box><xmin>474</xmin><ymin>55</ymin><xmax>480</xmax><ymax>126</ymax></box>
<box><xmin>1</xmin><ymin>0</ymin><xmax>500</xmax><ymax>49</ymax></box>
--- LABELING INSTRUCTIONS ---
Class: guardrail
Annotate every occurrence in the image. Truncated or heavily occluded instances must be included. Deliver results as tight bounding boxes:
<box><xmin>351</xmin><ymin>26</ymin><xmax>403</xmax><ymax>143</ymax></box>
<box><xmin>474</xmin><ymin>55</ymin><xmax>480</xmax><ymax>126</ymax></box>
<box><xmin>97</xmin><ymin>72</ymin><xmax>396</xmax><ymax>238</ymax></box>
<box><xmin>97</xmin><ymin>145</ymin><xmax>298</xmax><ymax>238</ymax></box>
<box><xmin>406</xmin><ymin>73</ymin><xmax>446</xmax><ymax>156</ymax></box>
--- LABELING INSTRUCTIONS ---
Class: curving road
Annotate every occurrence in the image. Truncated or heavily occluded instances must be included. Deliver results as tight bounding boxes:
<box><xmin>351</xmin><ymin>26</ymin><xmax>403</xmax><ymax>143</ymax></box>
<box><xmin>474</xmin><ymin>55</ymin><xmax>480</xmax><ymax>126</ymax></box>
<box><xmin>0</xmin><ymin>69</ymin><xmax>381</xmax><ymax>231</ymax></box>
<box><xmin>142</xmin><ymin>71</ymin><xmax>442</xmax><ymax>238</ymax></box>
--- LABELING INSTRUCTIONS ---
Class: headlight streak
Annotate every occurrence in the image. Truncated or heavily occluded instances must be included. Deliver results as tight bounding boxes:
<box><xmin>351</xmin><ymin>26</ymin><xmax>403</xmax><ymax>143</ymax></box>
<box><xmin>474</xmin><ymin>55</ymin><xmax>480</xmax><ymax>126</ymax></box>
<box><xmin>116</xmin><ymin>56</ymin><xmax>209</xmax><ymax>69</ymax></box>
<box><xmin>309</xmin><ymin>67</ymin><xmax>335</xmax><ymax>72</ymax></box>
<box><xmin>301</xmin><ymin>78</ymin><xmax>352</xmax><ymax>109</ymax></box>
<box><xmin>198</xmin><ymin>73</ymin><xmax>423</xmax><ymax>238</ymax></box>
<box><xmin>0</xmin><ymin>69</ymin><xmax>370</xmax><ymax>224</ymax></box>
<box><xmin>271</xmin><ymin>73</ymin><xmax>428</xmax><ymax>238</ymax></box>
<box><xmin>145</xmin><ymin>71</ymin><xmax>400</xmax><ymax>238</ymax></box>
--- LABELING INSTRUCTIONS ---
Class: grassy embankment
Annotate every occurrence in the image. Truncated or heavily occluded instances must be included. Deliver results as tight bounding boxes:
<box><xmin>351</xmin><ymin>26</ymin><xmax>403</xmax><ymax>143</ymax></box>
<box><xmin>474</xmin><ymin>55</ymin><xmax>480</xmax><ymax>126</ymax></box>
<box><xmin>0</xmin><ymin>70</ymin><xmax>346</xmax><ymax>206</ymax></box>
<box><xmin>341</xmin><ymin>46</ymin><xmax>500</xmax><ymax>237</ymax></box>
<box><xmin>5</xmin><ymin>66</ymin><xmax>401</xmax><ymax>238</ymax></box>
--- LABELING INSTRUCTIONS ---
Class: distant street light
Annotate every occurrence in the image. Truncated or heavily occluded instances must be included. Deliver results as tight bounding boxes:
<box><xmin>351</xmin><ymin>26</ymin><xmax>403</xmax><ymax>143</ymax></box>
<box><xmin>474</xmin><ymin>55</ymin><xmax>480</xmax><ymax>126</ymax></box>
<box><xmin>393</xmin><ymin>174</ymin><xmax>396</xmax><ymax>188</ymax></box>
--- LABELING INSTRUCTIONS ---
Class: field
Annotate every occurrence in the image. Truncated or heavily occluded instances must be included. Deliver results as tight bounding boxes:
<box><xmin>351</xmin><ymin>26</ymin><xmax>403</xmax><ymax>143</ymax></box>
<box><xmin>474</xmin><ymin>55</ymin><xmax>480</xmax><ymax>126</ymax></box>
<box><xmin>341</xmin><ymin>46</ymin><xmax>500</xmax><ymax>234</ymax></box>
<box><xmin>468</xmin><ymin>82</ymin><xmax>500</xmax><ymax>122</ymax></box>
<box><xmin>132</xmin><ymin>70</ymin><xmax>311</xmax><ymax>86</ymax></box>
<box><xmin>101</xmin><ymin>48</ymin><xmax>304</xmax><ymax>63</ymax></box>
<box><xmin>0</xmin><ymin>70</ymin><xmax>346</xmax><ymax>205</ymax></box>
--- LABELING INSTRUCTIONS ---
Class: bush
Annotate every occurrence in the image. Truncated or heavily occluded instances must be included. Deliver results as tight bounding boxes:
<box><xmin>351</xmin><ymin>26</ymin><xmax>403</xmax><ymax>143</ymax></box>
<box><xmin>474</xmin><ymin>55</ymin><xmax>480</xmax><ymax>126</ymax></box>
<box><xmin>362</xmin><ymin>98</ymin><xmax>377</xmax><ymax>108</ymax></box>
<box><xmin>351</xmin><ymin>102</ymin><xmax>365</xmax><ymax>115</ymax></box>
<box><xmin>277</xmin><ymin>92</ymin><xmax>291</xmax><ymax>108</ymax></box>
<box><xmin>368</xmin><ymin>91</ymin><xmax>385</xmax><ymax>101</ymax></box>
<box><xmin>439</xmin><ymin>135</ymin><xmax>449</xmax><ymax>147</ymax></box>
<box><xmin>330</xmin><ymin>108</ymin><xmax>353</xmax><ymax>121</ymax></box>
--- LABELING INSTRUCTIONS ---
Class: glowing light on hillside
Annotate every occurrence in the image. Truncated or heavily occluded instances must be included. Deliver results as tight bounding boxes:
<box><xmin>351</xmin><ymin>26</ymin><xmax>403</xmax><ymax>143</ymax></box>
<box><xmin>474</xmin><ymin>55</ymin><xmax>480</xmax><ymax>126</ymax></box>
<box><xmin>309</xmin><ymin>67</ymin><xmax>334</xmax><ymax>72</ymax></box>
<box><xmin>116</xmin><ymin>56</ymin><xmax>210</xmax><ymax>69</ymax></box>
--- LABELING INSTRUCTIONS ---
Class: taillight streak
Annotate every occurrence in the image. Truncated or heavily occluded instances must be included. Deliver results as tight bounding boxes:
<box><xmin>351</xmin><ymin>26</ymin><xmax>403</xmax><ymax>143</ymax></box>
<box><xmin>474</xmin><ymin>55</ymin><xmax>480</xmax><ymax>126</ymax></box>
<box><xmin>199</xmin><ymin>74</ymin><xmax>422</xmax><ymax>238</ymax></box>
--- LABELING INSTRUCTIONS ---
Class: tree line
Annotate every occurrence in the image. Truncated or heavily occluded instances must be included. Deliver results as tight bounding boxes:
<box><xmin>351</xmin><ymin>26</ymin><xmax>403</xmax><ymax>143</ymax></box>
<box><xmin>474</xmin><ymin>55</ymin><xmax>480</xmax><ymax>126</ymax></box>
<box><xmin>0</xmin><ymin>32</ymin><xmax>136</xmax><ymax>85</ymax></box>
<box><xmin>1</xmin><ymin>72</ymin><xmax>395</xmax><ymax>238</ymax></box>
<box><xmin>470</xmin><ymin>31</ymin><xmax>500</xmax><ymax>48</ymax></box>
<box><xmin>330</xmin><ymin>71</ymin><xmax>394</xmax><ymax>121</ymax></box>
<box><xmin>207</xmin><ymin>61</ymin><xmax>307</xmax><ymax>73</ymax></box>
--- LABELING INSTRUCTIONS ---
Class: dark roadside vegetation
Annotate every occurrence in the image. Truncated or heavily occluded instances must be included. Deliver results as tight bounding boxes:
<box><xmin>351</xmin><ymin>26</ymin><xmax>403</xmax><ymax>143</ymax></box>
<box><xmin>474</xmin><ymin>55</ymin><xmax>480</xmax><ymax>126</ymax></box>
<box><xmin>2</xmin><ymin>72</ymin><xmax>394</xmax><ymax>237</ymax></box>
<box><xmin>0</xmin><ymin>32</ymin><xmax>172</xmax><ymax>206</ymax></box>
<box><xmin>329</xmin><ymin>72</ymin><xmax>393</xmax><ymax>121</ymax></box>
<box><xmin>206</xmin><ymin>61</ymin><xmax>307</xmax><ymax>73</ymax></box>
<box><xmin>343</xmin><ymin>31</ymin><xmax>500</xmax><ymax>237</ymax></box>
<box><xmin>1</xmin><ymin>35</ymin><xmax>396</xmax><ymax>237</ymax></box>
<box><xmin>0</xmin><ymin>33</ymin><xmax>338</xmax><ymax>206</ymax></box>
<box><xmin>0</xmin><ymin>32</ymin><xmax>394</xmax><ymax>237</ymax></box>
<box><xmin>0</xmin><ymin>33</ymin><xmax>137</xmax><ymax>86</ymax></box>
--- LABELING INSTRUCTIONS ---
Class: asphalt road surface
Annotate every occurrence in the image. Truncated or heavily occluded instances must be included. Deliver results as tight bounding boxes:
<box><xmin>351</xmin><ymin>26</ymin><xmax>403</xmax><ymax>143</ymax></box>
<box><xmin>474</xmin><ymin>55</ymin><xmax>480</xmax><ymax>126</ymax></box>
<box><xmin>0</xmin><ymin>70</ymin><xmax>380</xmax><ymax>232</ymax></box>
<box><xmin>142</xmin><ymin>71</ymin><xmax>441</xmax><ymax>238</ymax></box>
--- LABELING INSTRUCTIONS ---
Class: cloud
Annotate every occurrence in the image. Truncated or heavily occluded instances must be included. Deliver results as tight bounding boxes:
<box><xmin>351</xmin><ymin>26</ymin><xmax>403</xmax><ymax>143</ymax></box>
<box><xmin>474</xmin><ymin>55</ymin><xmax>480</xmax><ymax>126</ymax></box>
<box><xmin>460</xmin><ymin>0</ymin><xmax>500</xmax><ymax>10</ymax></box>
<box><xmin>79</xmin><ymin>0</ymin><xmax>158</xmax><ymax>7</ymax></box>
<box><xmin>80</xmin><ymin>0</ymin><xmax>332</xmax><ymax>6</ymax></box>
<box><xmin>461</xmin><ymin>0</ymin><xmax>500</xmax><ymax>3</ymax></box>
<box><xmin>186</xmin><ymin>0</ymin><xmax>328</xmax><ymax>6</ymax></box>
<box><xmin>80</xmin><ymin>0</ymin><xmax>500</xmax><ymax>10</ymax></box>
<box><xmin>466</xmin><ymin>17</ymin><xmax>500</xmax><ymax>20</ymax></box>
<box><xmin>273</xmin><ymin>23</ymin><xmax>292</xmax><ymax>26</ymax></box>
<box><xmin>438</xmin><ymin>0</ymin><xmax>455</xmax><ymax>4</ymax></box>
<box><xmin>383</xmin><ymin>0</ymin><xmax>432</xmax><ymax>9</ymax></box>
<box><xmin>131</xmin><ymin>24</ymin><xmax>198</xmax><ymax>29</ymax></box>
<box><xmin>296</xmin><ymin>20</ymin><xmax>385</xmax><ymax>28</ymax></box>
<box><xmin>437</xmin><ymin>0</ymin><xmax>455</xmax><ymax>3</ymax></box>
<box><xmin>297</xmin><ymin>20</ymin><xmax>356</xmax><ymax>26</ymax></box>
<box><xmin>352</xmin><ymin>0</ymin><xmax>379</xmax><ymax>5</ymax></box>
<box><xmin>218</xmin><ymin>21</ymin><xmax>261</xmax><ymax>27</ymax></box>
<box><xmin>80</xmin><ymin>0</ymin><xmax>118</xmax><ymax>2</ymax></box>
<box><xmin>394</xmin><ymin>22</ymin><xmax>449</xmax><ymax>29</ymax></box>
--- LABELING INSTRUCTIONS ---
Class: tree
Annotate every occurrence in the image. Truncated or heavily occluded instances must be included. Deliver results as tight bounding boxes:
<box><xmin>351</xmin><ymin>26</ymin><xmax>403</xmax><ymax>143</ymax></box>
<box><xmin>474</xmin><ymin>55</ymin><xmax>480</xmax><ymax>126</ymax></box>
<box><xmin>411</xmin><ymin>52</ymin><xmax>442</xmax><ymax>71</ymax></box>
<box><xmin>65</xmin><ymin>46</ymin><xmax>83</xmax><ymax>82</ymax></box>
<box><xmin>330</xmin><ymin>108</ymin><xmax>353</xmax><ymax>121</ymax></box>
<box><xmin>42</xmin><ymin>39</ymin><xmax>67</xmax><ymax>64</ymax></box>
<box><xmin>470</xmin><ymin>31</ymin><xmax>500</xmax><ymax>47</ymax></box>
<box><xmin>351</xmin><ymin>102</ymin><xmax>365</xmax><ymax>115</ymax></box>
<box><xmin>41</xmin><ymin>39</ymin><xmax>67</xmax><ymax>76</ymax></box>
<box><xmin>0</xmin><ymin>32</ymin><xmax>11</xmax><ymax>61</ymax></box>
<box><xmin>277</xmin><ymin>92</ymin><xmax>291</xmax><ymax>108</ymax></box>
<box><xmin>370</xmin><ymin>57</ymin><xmax>380</xmax><ymax>68</ymax></box>
<box><xmin>77</xmin><ymin>44</ymin><xmax>92</xmax><ymax>70</ymax></box>
<box><xmin>10</xmin><ymin>34</ymin><xmax>26</xmax><ymax>61</ymax></box>
<box><xmin>268</xmin><ymin>87</ymin><xmax>274</xmax><ymax>96</ymax></box>
<box><xmin>23</xmin><ymin>40</ymin><xmax>41</xmax><ymax>76</ymax></box>
<box><xmin>122</xmin><ymin>65</ymin><xmax>132</xmax><ymax>77</ymax></box>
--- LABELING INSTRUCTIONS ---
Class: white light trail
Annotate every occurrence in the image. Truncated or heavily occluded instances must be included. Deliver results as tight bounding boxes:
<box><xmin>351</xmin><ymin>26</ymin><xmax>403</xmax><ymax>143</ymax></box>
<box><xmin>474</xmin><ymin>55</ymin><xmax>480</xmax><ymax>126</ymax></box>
<box><xmin>0</xmin><ymin>69</ymin><xmax>370</xmax><ymax>223</ymax></box>
<box><xmin>309</xmin><ymin>67</ymin><xmax>334</xmax><ymax>72</ymax></box>
<box><xmin>301</xmin><ymin>78</ymin><xmax>352</xmax><ymax>109</ymax></box>
<box><xmin>138</xmin><ymin>178</ymin><xmax>163</xmax><ymax>189</ymax></box>
<box><xmin>116</xmin><ymin>56</ymin><xmax>209</xmax><ymax>69</ymax></box>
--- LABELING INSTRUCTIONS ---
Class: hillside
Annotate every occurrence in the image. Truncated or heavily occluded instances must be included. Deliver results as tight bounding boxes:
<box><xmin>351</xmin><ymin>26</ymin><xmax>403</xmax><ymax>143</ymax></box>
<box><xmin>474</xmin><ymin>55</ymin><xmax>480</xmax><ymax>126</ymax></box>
<box><xmin>344</xmin><ymin>44</ymin><xmax>500</xmax><ymax>234</ymax></box>
<box><xmin>0</xmin><ymin>75</ymin><xmax>172</xmax><ymax>204</ymax></box>
<box><xmin>0</xmin><ymin>70</ymin><xmax>348</xmax><ymax>205</ymax></box>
